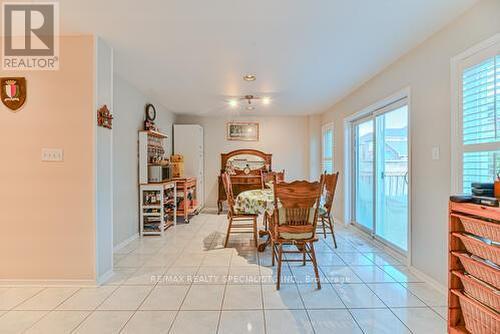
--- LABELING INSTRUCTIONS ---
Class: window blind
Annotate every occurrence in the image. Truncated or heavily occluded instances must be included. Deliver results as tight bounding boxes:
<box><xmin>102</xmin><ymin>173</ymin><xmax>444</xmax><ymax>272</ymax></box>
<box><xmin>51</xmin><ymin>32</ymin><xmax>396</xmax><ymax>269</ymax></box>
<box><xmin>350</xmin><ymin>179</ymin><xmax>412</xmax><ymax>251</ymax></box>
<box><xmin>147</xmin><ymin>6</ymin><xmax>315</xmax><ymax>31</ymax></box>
<box><xmin>462</xmin><ymin>56</ymin><xmax>499</xmax><ymax>145</ymax></box>
<box><xmin>322</xmin><ymin>125</ymin><xmax>333</xmax><ymax>173</ymax></box>
<box><xmin>462</xmin><ymin>55</ymin><xmax>500</xmax><ymax>193</ymax></box>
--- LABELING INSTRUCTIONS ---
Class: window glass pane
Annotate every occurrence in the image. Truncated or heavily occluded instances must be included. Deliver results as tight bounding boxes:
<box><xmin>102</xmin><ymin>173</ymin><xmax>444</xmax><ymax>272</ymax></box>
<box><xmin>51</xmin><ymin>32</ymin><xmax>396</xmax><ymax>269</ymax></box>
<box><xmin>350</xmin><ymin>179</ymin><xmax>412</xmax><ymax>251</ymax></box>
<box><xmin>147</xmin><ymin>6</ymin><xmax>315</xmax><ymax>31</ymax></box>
<box><xmin>375</xmin><ymin>105</ymin><xmax>408</xmax><ymax>251</ymax></box>
<box><xmin>463</xmin><ymin>150</ymin><xmax>500</xmax><ymax>193</ymax></box>
<box><xmin>355</xmin><ymin>120</ymin><xmax>374</xmax><ymax>231</ymax></box>
<box><xmin>323</xmin><ymin>159</ymin><xmax>333</xmax><ymax>174</ymax></box>
<box><xmin>497</xmin><ymin>55</ymin><xmax>500</xmax><ymax>134</ymax></box>
<box><xmin>462</xmin><ymin>57</ymin><xmax>498</xmax><ymax>145</ymax></box>
<box><xmin>323</xmin><ymin>129</ymin><xmax>333</xmax><ymax>158</ymax></box>
<box><xmin>322</xmin><ymin>127</ymin><xmax>333</xmax><ymax>173</ymax></box>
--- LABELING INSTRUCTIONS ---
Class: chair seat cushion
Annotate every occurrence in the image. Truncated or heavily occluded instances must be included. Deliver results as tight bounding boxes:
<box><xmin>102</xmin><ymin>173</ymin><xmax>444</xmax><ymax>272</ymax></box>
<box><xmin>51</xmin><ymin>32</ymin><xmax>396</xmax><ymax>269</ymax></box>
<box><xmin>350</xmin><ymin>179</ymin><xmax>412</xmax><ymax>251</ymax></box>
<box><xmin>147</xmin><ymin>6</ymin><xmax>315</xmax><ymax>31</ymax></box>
<box><xmin>280</xmin><ymin>232</ymin><xmax>313</xmax><ymax>240</ymax></box>
<box><xmin>233</xmin><ymin>209</ymin><xmax>257</xmax><ymax>217</ymax></box>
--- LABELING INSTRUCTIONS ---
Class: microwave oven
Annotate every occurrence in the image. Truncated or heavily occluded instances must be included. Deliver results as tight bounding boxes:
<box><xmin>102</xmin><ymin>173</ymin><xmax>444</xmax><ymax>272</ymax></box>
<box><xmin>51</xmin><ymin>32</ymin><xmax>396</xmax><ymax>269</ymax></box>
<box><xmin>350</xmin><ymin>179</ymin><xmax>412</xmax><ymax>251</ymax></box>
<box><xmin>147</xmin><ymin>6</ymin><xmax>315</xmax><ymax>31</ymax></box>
<box><xmin>148</xmin><ymin>164</ymin><xmax>172</xmax><ymax>183</ymax></box>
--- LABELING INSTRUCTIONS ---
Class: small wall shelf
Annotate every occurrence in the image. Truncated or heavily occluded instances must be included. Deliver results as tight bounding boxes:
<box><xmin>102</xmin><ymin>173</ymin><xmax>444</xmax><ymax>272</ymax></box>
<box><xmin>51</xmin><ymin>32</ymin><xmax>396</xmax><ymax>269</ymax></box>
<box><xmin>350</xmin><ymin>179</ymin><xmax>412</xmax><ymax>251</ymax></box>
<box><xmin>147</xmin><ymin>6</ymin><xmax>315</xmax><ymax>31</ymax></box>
<box><xmin>138</xmin><ymin>130</ymin><xmax>169</xmax><ymax>185</ymax></box>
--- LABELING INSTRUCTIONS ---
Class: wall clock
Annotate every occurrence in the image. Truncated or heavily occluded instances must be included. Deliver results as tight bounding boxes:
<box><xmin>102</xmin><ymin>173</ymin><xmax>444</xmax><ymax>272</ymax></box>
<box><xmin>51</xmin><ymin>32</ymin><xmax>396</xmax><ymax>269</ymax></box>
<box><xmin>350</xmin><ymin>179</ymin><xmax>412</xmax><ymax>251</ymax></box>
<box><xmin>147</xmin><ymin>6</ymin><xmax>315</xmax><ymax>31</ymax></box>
<box><xmin>146</xmin><ymin>103</ymin><xmax>156</xmax><ymax>121</ymax></box>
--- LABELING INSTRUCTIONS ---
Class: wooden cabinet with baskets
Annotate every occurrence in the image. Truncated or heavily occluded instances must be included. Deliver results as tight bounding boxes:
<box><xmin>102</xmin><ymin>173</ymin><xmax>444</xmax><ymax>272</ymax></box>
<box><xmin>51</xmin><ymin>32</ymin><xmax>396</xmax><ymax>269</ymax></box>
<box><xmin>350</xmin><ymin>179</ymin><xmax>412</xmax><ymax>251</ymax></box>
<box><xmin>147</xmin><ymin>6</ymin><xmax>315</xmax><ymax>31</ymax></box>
<box><xmin>448</xmin><ymin>201</ymin><xmax>500</xmax><ymax>333</ymax></box>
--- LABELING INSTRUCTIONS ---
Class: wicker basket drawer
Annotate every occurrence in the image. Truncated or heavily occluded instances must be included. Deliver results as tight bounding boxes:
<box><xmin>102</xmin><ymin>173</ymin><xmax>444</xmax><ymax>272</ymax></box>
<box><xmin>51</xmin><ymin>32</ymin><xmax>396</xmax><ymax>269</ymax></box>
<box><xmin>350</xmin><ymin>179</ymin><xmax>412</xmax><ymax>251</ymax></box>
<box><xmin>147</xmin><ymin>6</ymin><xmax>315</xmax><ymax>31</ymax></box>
<box><xmin>451</xmin><ymin>289</ymin><xmax>499</xmax><ymax>334</ymax></box>
<box><xmin>453</xmin><ymin>233</ymin><xmax>500</xmax><ymax>265</ymax></box>
<box><xmin>453</xmin><ymin>271</ymin><xmax>500</xmax><ymax>312</ymax></box>
<box><xmin>453</xmin><ymin>252</ymin><xmax>500</xmax><ymax>289</ymax></box>
<box><xmin>453</xmin><ymin>214</ymin><xmax>500</xmax><ymax>243</ymax></box>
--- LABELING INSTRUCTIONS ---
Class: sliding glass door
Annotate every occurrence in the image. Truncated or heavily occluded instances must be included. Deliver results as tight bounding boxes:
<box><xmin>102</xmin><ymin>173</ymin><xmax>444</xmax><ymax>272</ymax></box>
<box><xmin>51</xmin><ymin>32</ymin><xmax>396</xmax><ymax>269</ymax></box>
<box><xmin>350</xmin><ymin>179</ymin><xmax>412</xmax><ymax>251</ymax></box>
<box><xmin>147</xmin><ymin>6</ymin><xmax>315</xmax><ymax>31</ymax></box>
<box><xmin>354</xmin><ymin>119</ymin><xmax>374</xmax><ymax>231</ymax></box>
<box><xmin>375</xmin><ymin>105</ymin><xmax>409</xmax><ymax>251</ymax></box>
<box><xmin>353</xmin><ymin>102</ymin><xmax>409</xmax><ymax>253</ymax></box>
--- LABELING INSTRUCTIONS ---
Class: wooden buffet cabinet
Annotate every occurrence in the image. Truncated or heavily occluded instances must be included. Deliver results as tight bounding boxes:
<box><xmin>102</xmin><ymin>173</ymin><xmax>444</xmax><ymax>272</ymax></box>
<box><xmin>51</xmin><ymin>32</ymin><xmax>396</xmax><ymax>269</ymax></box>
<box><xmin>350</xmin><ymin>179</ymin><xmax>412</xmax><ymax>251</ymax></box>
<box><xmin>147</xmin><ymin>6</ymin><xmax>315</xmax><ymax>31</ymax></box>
<box><xmin>217</xmin><ymin>149</ymin><xmax>272</xmax><ymax>214</ymax></box>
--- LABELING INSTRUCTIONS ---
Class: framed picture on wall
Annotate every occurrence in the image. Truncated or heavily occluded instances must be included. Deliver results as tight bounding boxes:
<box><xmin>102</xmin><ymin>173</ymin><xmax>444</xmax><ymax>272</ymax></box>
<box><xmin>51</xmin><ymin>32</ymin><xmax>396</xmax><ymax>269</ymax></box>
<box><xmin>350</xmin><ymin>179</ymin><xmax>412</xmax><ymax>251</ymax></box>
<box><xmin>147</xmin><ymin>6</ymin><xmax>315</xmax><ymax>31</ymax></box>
<box><xmin>226</xmin><ymin>122</ymin><xmax>259</xmax><ymax>141</ymax></box>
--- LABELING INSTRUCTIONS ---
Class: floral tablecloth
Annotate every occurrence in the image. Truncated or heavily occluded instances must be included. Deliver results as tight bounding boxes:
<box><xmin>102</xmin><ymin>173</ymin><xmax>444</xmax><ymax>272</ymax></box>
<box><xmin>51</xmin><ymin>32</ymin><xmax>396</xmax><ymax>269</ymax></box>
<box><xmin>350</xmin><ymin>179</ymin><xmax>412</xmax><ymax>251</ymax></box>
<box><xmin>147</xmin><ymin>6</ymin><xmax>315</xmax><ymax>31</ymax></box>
<box><xmin>234</xmin><ymin>188</ymin><xmax>328</xmax><ymax>217</ymax></box>
<box><xmin>234</xmin><ymin>189</ymin><xmax>274</xmax><ymax>215</ymax></box>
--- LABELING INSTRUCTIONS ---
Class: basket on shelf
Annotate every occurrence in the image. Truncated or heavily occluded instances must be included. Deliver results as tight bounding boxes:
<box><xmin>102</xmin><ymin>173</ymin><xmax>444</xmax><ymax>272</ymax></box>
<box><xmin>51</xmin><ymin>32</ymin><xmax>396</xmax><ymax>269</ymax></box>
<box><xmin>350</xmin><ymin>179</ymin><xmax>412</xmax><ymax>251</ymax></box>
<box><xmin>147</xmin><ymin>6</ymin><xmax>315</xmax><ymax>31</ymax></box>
<box><xmin>454</xmin><ymin>214</ymin><xmax>500</xmax><ymax>243</ymax></box>
<box><xmin>453</xmin><ymin>252</ymin><xmax>500</xmax><ymax>288</ymax></box>
<box><xmin>453</xmin><ymin>271</ymin><xmax>500</xmax><ymax>311</ymax></box>
<box><xmin>452</xmin><ymin>289</ymin><xmax>500</xmax><ymax>334</ymax></box>
<box><xmin>453</xmin><ymin>232</ymin><xmax>500</xmax><ymax>265</ymax></box>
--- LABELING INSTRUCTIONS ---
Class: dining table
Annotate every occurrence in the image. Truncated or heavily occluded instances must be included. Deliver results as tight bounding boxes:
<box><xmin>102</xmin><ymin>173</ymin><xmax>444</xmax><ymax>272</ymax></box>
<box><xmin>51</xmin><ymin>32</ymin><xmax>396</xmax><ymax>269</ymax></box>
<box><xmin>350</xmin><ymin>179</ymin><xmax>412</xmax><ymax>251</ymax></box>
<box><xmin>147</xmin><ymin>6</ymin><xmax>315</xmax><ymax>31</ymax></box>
<box><xmin>234</xmin><ymin>186</ymin><xmax>327</xmax><ymax>252</ymax></box>
<box><xmin>234</xmin><ymin>188</ymin><xmax>274</xmax><ymax>251</ymax></box>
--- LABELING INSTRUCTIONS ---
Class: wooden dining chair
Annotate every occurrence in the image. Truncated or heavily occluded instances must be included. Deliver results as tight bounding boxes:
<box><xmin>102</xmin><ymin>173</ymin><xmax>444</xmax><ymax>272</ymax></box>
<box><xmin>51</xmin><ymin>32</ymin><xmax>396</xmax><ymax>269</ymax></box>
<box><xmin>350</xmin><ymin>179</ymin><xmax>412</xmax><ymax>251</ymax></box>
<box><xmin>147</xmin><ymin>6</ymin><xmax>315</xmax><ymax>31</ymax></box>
<box><xmin>221</xmin><ymin>172</ymin><xmax>258</xmax><ymax>248</ymax></box>
<box><xmin>269</xmin><ymin>179</ymin><xmax>324</xmax><ymax>290</ymax></box>
<box><xmin>260</xmin><ymin>170</ymin><xmax>285</xmax><ymax>189</ymax></box>
<box><xmin>318</xmin><ymin>172</ymin><xmax>339</xmax><ymax>248</ymax></box>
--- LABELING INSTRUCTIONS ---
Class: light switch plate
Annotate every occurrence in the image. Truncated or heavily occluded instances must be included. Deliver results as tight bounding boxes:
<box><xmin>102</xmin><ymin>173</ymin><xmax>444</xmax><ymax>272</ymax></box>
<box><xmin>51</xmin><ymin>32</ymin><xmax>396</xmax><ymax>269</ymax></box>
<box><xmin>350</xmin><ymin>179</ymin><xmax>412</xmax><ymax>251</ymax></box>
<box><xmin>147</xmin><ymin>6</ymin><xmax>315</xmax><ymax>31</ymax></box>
<box><xmin>432</xmin><ymin>146</ymin><xmax>440</xmax><ymax>160</ymax></box>
<box><xmin>42</xmin><ymin>148</ymin><xmax>64</xmax><ymax>162</ymax></box>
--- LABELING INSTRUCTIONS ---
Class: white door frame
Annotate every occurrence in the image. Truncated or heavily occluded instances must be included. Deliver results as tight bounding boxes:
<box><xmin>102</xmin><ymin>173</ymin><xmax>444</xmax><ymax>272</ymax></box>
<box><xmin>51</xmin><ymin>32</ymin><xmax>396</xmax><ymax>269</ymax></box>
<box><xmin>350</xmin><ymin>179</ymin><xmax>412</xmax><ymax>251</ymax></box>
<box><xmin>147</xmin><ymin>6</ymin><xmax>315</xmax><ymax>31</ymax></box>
<box><xmin>343</xmin><ymin>87</ymin><xmax>412</xmax><ymax>264</ymax></box>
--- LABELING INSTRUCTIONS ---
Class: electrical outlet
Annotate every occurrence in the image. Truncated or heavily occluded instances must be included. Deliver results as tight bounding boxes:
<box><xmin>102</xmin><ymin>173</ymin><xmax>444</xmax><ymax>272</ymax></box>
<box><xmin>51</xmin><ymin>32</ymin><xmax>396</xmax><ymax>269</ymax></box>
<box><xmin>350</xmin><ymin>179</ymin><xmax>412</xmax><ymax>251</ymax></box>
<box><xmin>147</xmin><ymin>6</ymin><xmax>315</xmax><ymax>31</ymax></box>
<box><xmin>432</xmin><ymin>146</ymin><xmax>440</xmax><ymax>160</ymax></box>
<box><xmin>42</xmin><ymin>148</ymin><xmax>64</xmax><ymax>162</ymax></box>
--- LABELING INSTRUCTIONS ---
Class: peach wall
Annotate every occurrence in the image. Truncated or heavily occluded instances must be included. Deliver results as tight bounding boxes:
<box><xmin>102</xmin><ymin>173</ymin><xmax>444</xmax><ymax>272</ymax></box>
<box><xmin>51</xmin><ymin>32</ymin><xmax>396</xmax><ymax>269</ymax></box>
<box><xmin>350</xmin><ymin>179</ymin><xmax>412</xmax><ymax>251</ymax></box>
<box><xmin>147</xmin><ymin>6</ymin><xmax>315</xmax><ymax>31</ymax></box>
<box><xmin>0</xmin><ymin>36</ymin><xmax>95</xmax><ymax>281</ymax></box>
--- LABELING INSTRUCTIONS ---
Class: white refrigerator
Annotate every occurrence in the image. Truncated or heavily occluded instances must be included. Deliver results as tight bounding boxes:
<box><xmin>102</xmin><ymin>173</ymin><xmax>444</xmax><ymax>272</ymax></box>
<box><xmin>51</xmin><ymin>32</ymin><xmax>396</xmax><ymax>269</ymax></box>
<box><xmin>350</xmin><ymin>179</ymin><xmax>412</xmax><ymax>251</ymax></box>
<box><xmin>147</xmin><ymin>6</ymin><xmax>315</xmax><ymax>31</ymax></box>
<box><xmin>173</xmin><ymin>124</ymin><xmax>204</xmax><ymax>209</ymax></box>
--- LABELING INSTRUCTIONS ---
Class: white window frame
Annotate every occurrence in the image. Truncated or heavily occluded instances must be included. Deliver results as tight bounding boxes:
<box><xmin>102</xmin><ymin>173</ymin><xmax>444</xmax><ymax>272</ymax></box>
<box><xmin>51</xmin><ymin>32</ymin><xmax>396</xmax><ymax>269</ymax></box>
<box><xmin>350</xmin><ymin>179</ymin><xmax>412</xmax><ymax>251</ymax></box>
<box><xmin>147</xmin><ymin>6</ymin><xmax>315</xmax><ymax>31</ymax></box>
<box><xmin>450</xmin><ymin>34</ymin><xmax>500</xmax><ymax>194</ymax></box>
<box><xmin>321</xmin><ymin>122</ymin><xmax>334</xmax><ymax>173</ymax></box>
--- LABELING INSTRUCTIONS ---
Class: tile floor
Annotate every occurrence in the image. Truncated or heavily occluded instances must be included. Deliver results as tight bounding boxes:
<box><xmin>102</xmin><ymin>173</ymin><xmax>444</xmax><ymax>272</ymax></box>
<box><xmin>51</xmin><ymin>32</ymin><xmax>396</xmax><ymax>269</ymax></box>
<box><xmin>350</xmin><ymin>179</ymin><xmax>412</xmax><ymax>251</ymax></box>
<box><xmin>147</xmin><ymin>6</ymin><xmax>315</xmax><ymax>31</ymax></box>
<box><xmin>0</xmin><ymin>213</ymin><xmax>448</xmax><ymax>333</ymax></box>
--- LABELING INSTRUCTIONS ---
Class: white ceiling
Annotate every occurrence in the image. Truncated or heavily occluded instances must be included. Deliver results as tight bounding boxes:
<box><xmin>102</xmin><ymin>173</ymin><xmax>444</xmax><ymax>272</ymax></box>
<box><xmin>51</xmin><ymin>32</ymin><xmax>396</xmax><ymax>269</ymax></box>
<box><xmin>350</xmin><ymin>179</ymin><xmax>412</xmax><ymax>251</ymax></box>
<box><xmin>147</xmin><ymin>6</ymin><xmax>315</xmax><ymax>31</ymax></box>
<box><xmin>58</xmin><ymin>0</ymin><xmax>477</xmax><ymax>116</ymax></box>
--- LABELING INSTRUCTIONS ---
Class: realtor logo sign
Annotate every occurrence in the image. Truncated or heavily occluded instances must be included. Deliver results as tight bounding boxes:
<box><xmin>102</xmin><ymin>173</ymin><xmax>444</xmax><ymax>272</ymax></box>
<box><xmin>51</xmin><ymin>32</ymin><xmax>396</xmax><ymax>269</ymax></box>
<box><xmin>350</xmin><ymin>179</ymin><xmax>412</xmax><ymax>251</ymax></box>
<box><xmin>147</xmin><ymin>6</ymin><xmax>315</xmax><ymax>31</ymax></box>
<box><xmin>2</xmin><ymin>2</ymin><xmax>59</xmax><ymax>70</ymax></box>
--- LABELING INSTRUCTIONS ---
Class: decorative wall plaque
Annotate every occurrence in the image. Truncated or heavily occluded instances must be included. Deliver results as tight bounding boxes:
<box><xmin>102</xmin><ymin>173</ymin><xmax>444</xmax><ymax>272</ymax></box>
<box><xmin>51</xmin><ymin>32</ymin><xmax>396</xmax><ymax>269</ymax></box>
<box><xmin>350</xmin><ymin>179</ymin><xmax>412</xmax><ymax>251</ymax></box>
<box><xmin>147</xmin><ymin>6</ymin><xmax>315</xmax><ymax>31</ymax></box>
<box><xmin>1</xmin><ymin>77</ymin><xmax>26</xmax><ymax>111</ymax></box>
<box><xmin>97</xmin><ymin>104</ymin><xmax>113</xmax><ymax>129</ymax></box>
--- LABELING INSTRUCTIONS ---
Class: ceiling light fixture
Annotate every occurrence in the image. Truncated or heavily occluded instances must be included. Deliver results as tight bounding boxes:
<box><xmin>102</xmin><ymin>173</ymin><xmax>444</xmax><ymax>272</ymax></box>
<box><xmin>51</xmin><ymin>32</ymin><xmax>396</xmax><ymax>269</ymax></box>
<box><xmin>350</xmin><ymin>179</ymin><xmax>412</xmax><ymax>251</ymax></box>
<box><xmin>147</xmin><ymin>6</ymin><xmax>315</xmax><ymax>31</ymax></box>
<box><xmin>243</xmin><ymin>74</ymin><xmax>256</xmax><ymax>81</ymax></box>
<box><xmin>227</xmin><ymin>94</ymin><xmax>270</xmax><ymax>111</ymax></box>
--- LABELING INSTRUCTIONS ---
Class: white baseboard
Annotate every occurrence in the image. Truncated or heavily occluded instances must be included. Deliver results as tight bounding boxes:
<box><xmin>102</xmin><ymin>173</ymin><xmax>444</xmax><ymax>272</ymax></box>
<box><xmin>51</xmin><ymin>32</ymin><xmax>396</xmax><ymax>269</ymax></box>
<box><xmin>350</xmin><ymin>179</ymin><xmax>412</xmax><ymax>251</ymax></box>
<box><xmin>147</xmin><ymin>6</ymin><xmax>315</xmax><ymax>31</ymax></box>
<box><xmin>0</xmin><ymin>279</ymin><xmax>98</xmax><ymax>287</ymax></box>
<box><xmin>113</xmin><ymin>233</ymin><xmax>139</xmax><ymax>252</ymax></box>
<box><xmin>408</xmin><ymin>266</ymin><xmax>447</xmax><ymax>295</ymax></box>
<box><xmin>0</xmin><ymin>270</ymin><xmax>116</xmax><ymax>288</ymax></box>
<box><xmin>96</xmin><ymin>269</ymin><xmax>114</xmax><ymax>286</ymax></box>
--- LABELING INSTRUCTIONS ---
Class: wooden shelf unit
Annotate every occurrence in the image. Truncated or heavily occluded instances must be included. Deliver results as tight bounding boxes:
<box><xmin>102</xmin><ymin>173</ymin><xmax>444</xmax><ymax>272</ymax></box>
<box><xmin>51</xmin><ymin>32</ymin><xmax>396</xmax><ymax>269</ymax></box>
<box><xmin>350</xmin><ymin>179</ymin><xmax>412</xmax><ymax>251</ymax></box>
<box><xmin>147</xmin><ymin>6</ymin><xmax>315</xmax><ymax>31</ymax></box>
<box><xmin>140</xmin><ymin>181</ymin><xmax>177</xmax><ymax>236</ymax></box>
<box><xmin>173</xmin><ymin>177</ymin><xmax>199</xmax><ymax>223</ymax></box>
<box><xmin>145</xmin><ymin>130</ymin><xmax>168</xmax><ymax>139</ymax></box>
<box><xmin>138</xmin><ymin>130</ymin><xmax>169</xmax><ymax>185</ymax></box>
<box><xmin>448</xmin><ymin>201</ymin><xmax>500</xmax><ymax>334</ymax></box>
